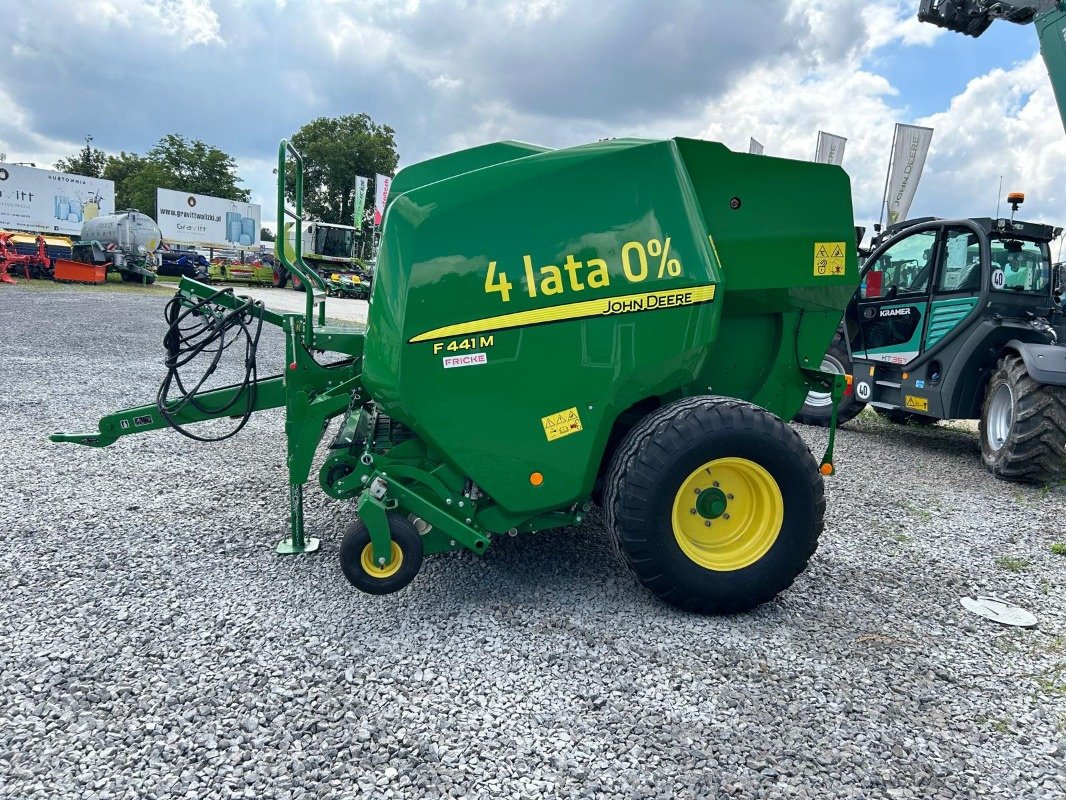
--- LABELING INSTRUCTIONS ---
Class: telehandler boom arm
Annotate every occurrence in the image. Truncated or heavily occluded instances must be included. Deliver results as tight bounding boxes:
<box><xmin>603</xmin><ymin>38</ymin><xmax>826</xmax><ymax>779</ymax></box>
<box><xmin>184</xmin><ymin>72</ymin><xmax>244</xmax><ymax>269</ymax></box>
<box><xmin>917</xmin><ymin>1</ymin><xmax>1066</xmax><ymax>131</ymax></box>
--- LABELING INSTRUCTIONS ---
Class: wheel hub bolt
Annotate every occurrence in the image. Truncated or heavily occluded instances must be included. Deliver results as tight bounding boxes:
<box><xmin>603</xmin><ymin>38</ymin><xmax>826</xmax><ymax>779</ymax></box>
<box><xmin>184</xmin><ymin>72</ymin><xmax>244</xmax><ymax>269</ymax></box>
<box><xmin>727</xmin><ymin>493</ymin><xmax>734</xmax><ymax>500</ymax></box>
<box><xmin>704</xmin><ymin>521</ymin><xmax>712</xmax><ymax>527</ymax></box>
<box><xmin>723</xmin><ymin>513</ymin><xmax>731</xmax><ymax>520</ymax></box>
<box><xmin>713</xmin><ymin>481</ymin><xmax>720</xmax><ymax>488</ymax></box>
<box><xmin>690</xmin><ymin>508</ymin><xmax>697</xmax><ymax>514</ymax></box>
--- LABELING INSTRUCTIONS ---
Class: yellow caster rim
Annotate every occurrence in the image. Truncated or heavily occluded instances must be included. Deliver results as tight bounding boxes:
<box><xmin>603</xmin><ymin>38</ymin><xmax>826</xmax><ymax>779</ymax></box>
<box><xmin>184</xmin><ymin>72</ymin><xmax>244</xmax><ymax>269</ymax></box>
<box><xmin>671</xmin><ymin>456</ymin><xmax>784</xmax><ymax>571</ymax></box>
<box><xmin>359</xmin><ymin>541</ymin><xmax>404</xmax><ymax>578</ymax></box>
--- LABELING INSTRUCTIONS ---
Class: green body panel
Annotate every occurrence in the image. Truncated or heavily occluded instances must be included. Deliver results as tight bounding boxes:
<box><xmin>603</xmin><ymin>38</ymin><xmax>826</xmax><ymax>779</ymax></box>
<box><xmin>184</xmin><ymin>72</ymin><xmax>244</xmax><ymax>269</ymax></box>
<box><xmin>926</xmin><ymin>296</ymin><xmax>979</xmax><ymax>349</ymax></box>
<box><xmin>1038</xmin><ymin>5</ymin><xmax>1066</xmax><ymax>132</ymax></box>
<box><xmin>363</xmin><ymin>137</ymin><xmax>856</xmax><ymax>517</ymax></box>
<box><xmin>671</xmin><ymin>139</ymin><xmax>857</xmax><ymax>415</ymax></box>
<box><xmin>387</xmin><ymin>141</ymin><xmax>550</xmax><ymax>209</ymax></box>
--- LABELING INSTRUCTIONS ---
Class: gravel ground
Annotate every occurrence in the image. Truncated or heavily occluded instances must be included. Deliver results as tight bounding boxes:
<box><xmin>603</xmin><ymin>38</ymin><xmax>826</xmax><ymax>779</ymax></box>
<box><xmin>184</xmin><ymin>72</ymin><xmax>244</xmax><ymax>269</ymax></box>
<box><xmin>2</xmin><ymin>282</ymin><xmax>1065</xmax><ymax>800</ymax></box>
<box><xmin>221</xmin><ymin>285</ymin><xmax>368</xmax><ymax>324</ymax></box>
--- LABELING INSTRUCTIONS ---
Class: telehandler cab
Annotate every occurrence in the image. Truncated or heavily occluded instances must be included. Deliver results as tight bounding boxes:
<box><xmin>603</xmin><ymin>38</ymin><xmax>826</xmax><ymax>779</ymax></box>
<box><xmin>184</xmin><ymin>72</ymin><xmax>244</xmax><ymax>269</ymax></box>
<box><xmin>797</xmin><ymin>197</ymin><xmax>1066</xmax><ymax>481</ymax></box>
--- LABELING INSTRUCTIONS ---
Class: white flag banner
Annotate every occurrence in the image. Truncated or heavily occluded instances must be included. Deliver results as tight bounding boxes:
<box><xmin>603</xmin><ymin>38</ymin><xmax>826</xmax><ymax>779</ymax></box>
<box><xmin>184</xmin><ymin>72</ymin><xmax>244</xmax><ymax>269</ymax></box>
<box><xmin>353</xmin><ymin>176</ymin><xmax>369</xmax><ymax>231</ymax></box>
<box><xmin>748</xmin><ymin>138</ymin><xmax>764</xmax><ymax>155</ymax></box>
<box><xmin>373</xmin><ymin>173</ymin><xmax>392</xmax><ymax>226</ymax></box>
<box><xmin>884</xmin><ymin>124</ymin><xmax>934</xmax><ymax>225</ymax></box>
<box><xmin>814</xmin><ymin>131</ymin><xmax>847</xmax><ymax>166</ymax></box>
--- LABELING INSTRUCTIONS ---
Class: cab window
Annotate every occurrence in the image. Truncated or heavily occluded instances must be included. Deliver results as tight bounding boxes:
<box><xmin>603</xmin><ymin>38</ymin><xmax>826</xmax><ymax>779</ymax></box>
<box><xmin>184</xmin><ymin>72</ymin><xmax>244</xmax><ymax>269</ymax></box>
<box><xmin>936</xmin><ymin>228</ymin><xmax>982</xmax><ymax>292</ymax></box>
<box><xmin>989</xmin><ymin>238</ymin><xmax>1050</xmax><ymax>294</ymax></box>
<box><xmin>862</xmin><ymin>229</ymin><xmax>936</xmax><ymax>299</ymax></box>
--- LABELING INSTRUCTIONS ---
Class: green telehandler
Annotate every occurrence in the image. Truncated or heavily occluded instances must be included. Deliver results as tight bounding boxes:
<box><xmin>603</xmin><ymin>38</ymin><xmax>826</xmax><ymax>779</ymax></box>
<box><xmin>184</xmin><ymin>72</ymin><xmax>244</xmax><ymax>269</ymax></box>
<box><xmin>52</xmin><ymin>138</ymin><xmax>855</xmax><ymax>614</ymax></box>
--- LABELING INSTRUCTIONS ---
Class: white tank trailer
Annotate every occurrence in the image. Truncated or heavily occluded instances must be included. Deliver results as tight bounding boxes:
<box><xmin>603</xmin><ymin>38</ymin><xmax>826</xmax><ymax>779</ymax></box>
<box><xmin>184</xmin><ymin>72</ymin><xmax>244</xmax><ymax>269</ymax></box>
<box><xmin>79</xmin><ymin>209</ymin><xmax>162</xmax><ymax>282</ymax></box>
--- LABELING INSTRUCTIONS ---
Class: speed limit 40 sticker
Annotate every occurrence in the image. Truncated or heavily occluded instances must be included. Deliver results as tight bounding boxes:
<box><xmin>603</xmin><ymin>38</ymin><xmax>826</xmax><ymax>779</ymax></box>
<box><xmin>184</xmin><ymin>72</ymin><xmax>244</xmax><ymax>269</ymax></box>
<box><xmin>992</xmin><ymin>268</ymin><xmax>1005</xmax><ymax>290</ymax></box>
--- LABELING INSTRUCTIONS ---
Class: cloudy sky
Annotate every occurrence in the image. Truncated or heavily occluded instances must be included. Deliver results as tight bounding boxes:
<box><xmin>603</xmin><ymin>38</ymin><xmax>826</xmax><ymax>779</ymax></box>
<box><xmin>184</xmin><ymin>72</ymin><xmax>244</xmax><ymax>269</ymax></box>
<box><xmin>3</xmin><ymin>0</ymin><xmax>1064</xmax><ymax>239</ymax></box>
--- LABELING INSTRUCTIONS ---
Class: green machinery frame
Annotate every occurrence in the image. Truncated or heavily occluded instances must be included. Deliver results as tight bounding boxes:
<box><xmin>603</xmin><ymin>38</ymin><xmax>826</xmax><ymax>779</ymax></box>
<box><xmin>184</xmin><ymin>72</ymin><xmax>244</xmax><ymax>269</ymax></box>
<box><xmin>49</xmin><ymin>141</ymin><xmax>547</xmax><ymax>567</ymax></box>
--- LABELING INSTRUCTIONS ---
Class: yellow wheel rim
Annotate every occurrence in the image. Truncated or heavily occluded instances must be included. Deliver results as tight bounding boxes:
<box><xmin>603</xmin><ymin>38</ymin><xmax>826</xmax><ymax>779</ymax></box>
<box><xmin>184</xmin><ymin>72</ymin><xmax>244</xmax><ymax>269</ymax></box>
<box><xmin>359</xmin><ymin>541</ymin><xmax>404</xmax><ymax>579</ymax></box>
<box><xmin>671</xmin><ymin>457</ymin><xmax>784</xmax><ymax>571</ymax></box>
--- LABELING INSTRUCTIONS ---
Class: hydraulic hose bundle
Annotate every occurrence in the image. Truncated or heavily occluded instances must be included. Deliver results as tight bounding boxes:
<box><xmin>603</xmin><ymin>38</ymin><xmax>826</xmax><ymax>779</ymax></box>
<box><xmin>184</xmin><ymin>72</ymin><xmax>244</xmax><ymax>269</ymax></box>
<box><xmin>157</xmin><ymin>288</ymin><xmax>265</xmax><ymax>441</ymax></box>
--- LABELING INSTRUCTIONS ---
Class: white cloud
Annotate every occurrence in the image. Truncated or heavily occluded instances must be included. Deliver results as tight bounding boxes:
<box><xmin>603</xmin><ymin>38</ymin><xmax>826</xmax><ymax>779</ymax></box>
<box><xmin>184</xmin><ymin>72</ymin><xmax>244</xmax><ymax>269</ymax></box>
<box><xmin>916</xmin><ymin>54</ymin><xmax>1066</xmax><ymax>224</ymax></box>
<box><xmin>68</xmin><ymin>0</ymin><xmax>223</xmax><ymax>46</ymax></box>
<box><xmin>6</xmin><ymin>0</ymin><xmax>1066</xmax><ymax>237</ymax></box>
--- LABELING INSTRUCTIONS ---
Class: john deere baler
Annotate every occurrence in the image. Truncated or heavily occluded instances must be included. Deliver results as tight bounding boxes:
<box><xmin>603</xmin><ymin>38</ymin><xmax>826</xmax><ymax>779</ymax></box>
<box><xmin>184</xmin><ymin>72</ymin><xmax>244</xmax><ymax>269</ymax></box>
<box><xmin>53</xmin><ymin>136</ymin><xmax>855</xmax><ymax>614</ymax></box>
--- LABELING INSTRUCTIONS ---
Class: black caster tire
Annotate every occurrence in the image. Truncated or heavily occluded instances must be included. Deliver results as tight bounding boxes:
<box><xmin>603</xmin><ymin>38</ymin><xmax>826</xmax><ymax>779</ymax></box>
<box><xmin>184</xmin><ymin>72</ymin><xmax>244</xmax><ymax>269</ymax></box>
<box><xmin>340</xmin><ymin>512</ymin><xmax>423</xmax><ymax>594</ymax></box>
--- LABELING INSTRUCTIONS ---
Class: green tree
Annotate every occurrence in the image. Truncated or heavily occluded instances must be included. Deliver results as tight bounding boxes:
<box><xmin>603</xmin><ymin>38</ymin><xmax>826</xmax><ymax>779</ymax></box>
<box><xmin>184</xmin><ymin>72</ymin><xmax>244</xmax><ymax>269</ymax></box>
<box><xmin>287</xmin><ymin>114</ymin><xmax>398</xmax><ymax>225</ymax></box>
<box><xmin>102</xmin><ymin>151</ymin><xmax>150</xmax><ymax>211</ymax></box>
<box><xmin>54</xmin><ymin>134</ymin><xmax>107</xmax><ymax>178</ymax></box>
<box><xmin>260</xmin><ymin>227</ymin><xmax>275</xmax><ymax>242</ymax></box>
<box><xmin>99</xmin><ymin>135</ymin><xmax>249</xmax><ymax>217</ymax></box>
<box><xmin>147</xmin><ymin>134</ymin><xmax>250</xmax><ymax>203</ymax></box>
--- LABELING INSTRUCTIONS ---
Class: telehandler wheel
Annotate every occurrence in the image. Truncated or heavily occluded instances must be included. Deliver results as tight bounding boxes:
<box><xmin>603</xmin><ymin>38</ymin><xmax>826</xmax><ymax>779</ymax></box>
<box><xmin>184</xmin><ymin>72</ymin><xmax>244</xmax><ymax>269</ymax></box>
<box><xmin>794</xmin><ymin>341</ymin><xmax>865</xmax><ymax>427</ymax></box>
<box><xmin>272</xmin><ymin>270</ymin><xmax>288</xmax><ymax>289</ymax></box>
<box><xmin>605</xmin><ymin>397</ymin><xmax>824</xmax><ymax>614</ymax></box>
<box><xmin>980</xmin><ymin>354</ymin><xmax>1066</xmax><ymax>482</ymax></box>
<box><xmin>874</xmin><ymin>408</ymin><xmax>937</xmax><ymax>426</ymax></box>
<box><xmin>340</xmin><ymin>513</ymin><xmax>424</xmax><ymax>595</ymax></box>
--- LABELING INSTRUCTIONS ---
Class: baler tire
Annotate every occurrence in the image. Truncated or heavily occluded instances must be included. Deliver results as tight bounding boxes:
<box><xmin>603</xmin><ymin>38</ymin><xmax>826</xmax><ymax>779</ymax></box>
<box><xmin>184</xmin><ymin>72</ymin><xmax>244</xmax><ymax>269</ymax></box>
<box><xmin>340</xmin><ymin>513</ymin><xmax>424</xmax><ymax>595</ymax></box>
<box><xmin>604</xmin><ymin>397</ymin><xmax>824</xmax><ymax>615</ymax></box>
<box><xmin>793</xmin><ymin>341</ymin><xmax>865</xmax><ymax>427</ymax></box>
<box><xmin>979</xmin><ymin>354</ymin><xmax>1066</xmax><ymax>483</ymax></box>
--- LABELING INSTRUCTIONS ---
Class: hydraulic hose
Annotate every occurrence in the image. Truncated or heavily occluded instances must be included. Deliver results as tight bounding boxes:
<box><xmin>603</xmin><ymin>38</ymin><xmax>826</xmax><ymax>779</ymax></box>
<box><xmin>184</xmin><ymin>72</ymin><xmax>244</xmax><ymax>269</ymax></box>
<box><xmin>156</xmin><ymin>287</ymin><xmax>265</xmax><ymax>442</ymax></box>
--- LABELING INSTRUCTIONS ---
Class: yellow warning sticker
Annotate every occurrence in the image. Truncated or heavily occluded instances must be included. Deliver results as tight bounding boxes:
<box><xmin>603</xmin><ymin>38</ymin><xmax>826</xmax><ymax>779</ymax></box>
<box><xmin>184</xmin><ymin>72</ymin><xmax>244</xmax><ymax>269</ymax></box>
<box><xmin>541</xmin><ymin>407</ymin><xmax>583</xmax><ymax>442</ymax></box>
<box><xmin>813</xmin><ymin>242</ymin><xmax>847</xmax><ymax>277</ymax></box>
<box><xmin>904</xmin><ymin>395</ymin><xmax>929</xmax><ymax>412</ymax></box>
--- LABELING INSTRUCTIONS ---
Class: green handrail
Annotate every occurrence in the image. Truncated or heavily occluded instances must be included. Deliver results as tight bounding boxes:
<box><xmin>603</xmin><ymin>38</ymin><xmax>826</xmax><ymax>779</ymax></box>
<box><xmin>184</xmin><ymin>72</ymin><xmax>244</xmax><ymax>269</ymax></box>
<box><xmin>276</xmin><ymin>140</ymin><xmax>328</xmax><ymax>344</ymax></box>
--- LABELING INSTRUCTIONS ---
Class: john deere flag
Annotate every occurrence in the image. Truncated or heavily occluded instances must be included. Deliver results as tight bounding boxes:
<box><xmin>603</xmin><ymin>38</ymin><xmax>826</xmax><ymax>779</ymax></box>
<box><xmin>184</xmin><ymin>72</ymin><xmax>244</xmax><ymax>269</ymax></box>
<box><xmin>884</xmin><ymin>124</ymin><xmax>934</xmax><ymax>225</ymax></box>
<box><xmin>374</xmin><ymin>173</ymin><xmax>392</xmax><ymax>226</ymax></box>
<box><xmin>353</xmin><ymin>176</ymin><xmax>369</xmax><ymax>231</ymax></box>
<box><xmin>814</xmin><ymin>131</ymin><xmax>847</xmax><ymax>166</ymax></box>
<box><xmin>748</xmin><ymin>138</ymin><xmax>764</xmax><ymax>155</ymax></box>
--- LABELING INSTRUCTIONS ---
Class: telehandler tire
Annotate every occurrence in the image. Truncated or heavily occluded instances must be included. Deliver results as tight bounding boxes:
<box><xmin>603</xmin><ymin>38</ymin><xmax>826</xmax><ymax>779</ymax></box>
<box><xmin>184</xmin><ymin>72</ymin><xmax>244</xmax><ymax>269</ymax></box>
<box><xmin>980</xmin><ymin>354</ymin><xmax>1066</xmax><ymax>482</ymax></box>
<box><xmin>272</xmin><ymin>269</ymin><xmax>288</xmax><ymax>289</ymax></box>
<box><xmin>340</xmin><ymin>512</ymin><xmax>424</xmax><ymax>594</ymax></box>
<box><xmin>604</xmin><ymin>397</ymin><xmax>824</xmax><ymax>614</ymax></box>
<box><xmin>794</xmin><ymin>341</ymin><xmax>865</xmax><ymax>427</ymax></box>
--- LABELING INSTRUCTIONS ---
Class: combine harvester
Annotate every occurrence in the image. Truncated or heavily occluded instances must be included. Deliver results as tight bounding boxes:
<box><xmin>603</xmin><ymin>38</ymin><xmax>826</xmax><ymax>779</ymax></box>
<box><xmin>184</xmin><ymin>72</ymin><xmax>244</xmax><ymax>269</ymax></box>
<box><xmin>276</xmin><ymin>219</ymin><xmax>371</xmax><ymax>299</ymax></box>
<box><xmin>52</xmin><ymin>138</ymin><xmax>854</xmax><ymax>613</ymax></box>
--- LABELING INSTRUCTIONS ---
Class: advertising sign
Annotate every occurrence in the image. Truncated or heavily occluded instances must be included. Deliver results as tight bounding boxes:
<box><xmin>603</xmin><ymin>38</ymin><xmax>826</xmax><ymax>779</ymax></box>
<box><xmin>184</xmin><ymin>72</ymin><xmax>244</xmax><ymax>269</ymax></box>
<box><xmin>156</xmin><ymin>188</ymin><xmax>261</xmax><ymax>248</ymax></box>
<box><xmin>0</xmin><ymin>163</ymin><xmax>114</xmax><ymax>235</ymax></box>
<box><xmin>374</xmin><ymin>173</ymin><xmax>391</xmax><ymax>226</ymax></box>
<box><xmin>814</xmin><ymin>131</ymin><xmax>847</xmax><ymax>166</ymax></box>
<box><xmin>884</xmin><ymin>124</ymin><xmax>934</xmax><ymax>225</ymax></box>
<box><xmin>354</xmin><ymin>176</ymin><xmax>369</xmax><ymax>231</ymax></box>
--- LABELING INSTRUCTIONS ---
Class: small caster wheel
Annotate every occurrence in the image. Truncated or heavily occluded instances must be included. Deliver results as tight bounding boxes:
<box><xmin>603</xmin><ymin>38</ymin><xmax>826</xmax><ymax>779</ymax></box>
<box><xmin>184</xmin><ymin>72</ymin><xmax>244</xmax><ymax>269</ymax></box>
<box><xmin>340</xmin><ymin>512</ymin><xmax>423</xmax><ymax>594</ymax></box>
